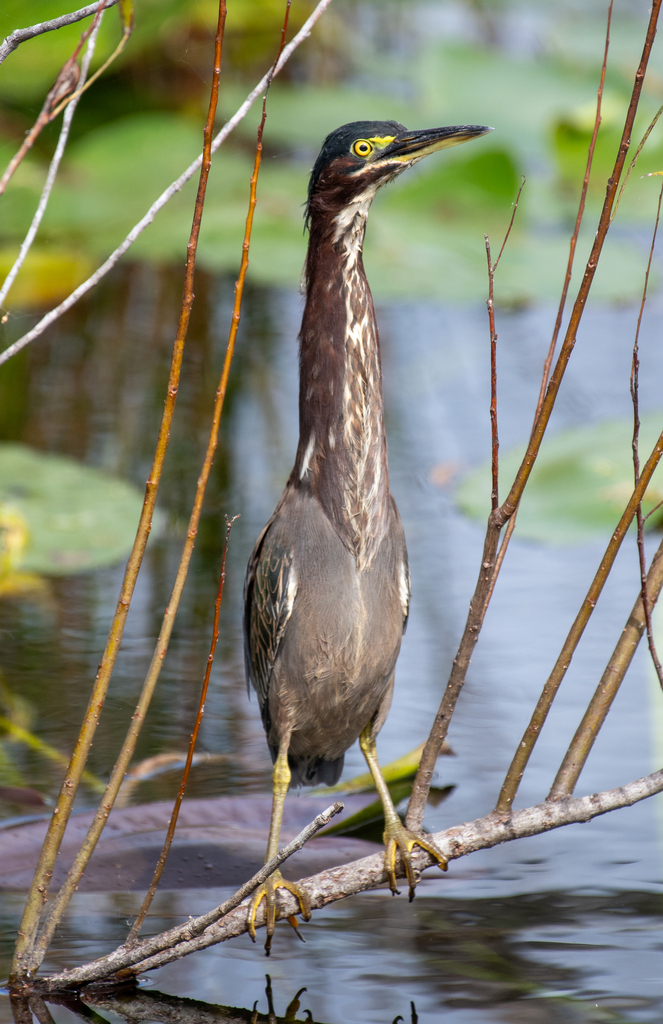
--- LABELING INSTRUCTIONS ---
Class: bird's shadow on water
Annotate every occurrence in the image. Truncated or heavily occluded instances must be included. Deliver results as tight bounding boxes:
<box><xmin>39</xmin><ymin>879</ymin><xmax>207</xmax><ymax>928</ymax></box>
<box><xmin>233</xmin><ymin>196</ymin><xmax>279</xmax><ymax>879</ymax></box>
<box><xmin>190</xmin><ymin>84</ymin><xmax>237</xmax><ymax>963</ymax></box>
<box><xmin>10</xmin><ymin>977</ymin><xmax>421</xmax><ymax>1024</ymax></box>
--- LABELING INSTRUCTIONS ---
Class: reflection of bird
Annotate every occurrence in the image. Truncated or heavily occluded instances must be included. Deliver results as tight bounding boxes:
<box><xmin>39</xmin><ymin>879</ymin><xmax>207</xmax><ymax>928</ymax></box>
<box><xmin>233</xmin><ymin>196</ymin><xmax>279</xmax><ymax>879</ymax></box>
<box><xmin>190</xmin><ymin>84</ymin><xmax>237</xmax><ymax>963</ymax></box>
<box><xmin>244</xmin><ymin>119</ymin><xmax>492</xmax><ymax>951</ymax></box>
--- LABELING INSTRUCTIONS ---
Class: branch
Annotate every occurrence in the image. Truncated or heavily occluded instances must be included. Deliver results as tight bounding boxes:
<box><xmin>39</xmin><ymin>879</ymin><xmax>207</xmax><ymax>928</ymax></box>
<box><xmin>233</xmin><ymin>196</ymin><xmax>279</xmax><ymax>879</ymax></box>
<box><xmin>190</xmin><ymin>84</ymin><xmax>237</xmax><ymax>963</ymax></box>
<box><xmin>39</xmin><ymin>770</ymin><xmax>663</xmax><ymax>990</ymax></box>
<box><xmin>10</xmin><ymin>0</ymin><xmax>228</xmax><ymax>984</ymax></box>
<box><xmin>15</xmin><ymin>0</ymin><xmax>296</xmax><ymax>982</ymax></box>
<box><xmin>483</xmin><ymin>4</ymin><xmax>614</xmax><ymax>608</ymax></box>
<box><xmin>0</xmin><ymin>0</ymin><xmax>335</xmax><ymax>367</ymax></box>
<box><xmin>405</xmin><ymin>0</ymin><xmax>661</xmax><ymax>832</ymax></box>
<box><xmin>483</xmin><ymin>178</ymin><xmax>525</xmax><ymax>513</ymax></box>
<box><xmin>495</xmin><ymin>425</ymin><xmax>663</xmax><ymax>813</ymax></box>
<box><xmin>0</xmin><ymin>11</ymin><xmax>103</xmax><ymax>310</ymax></box>
<box><xmin>40</xmin><ymin>803</ymin><xmax>344</xmax><ymax>990</ymax></box>
<box><xmin>126</xmin><ymin>515</ymin><xmax>239</xmax><ymax>945</ymax></box>
<box><xmin>631</xmin><ymin>181</ymin><xmax>663</xmax><ymax>689</ymax></box>
<box><xmin>0</xmin><ymin>1</ymin><xmax>111</xmax><ymax>199</ymax></box>
<box><xmin>0</xmin><ymin>0</ymin><xmax>119</xmax><ymax>66</ymax></box>
<box><xmin>550</xmin><ymin>534</ymin><xmax>663</xmax><ymax>798</ymax></box>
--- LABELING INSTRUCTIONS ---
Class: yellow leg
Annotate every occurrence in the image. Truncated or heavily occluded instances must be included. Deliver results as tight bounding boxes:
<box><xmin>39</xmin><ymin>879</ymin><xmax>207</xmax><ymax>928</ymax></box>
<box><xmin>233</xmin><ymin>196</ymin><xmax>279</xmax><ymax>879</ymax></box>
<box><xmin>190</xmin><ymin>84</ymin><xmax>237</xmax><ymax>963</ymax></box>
<box><xmin>247</xmin><ymin>739</ymin><xmax>311</xmax><ymax>953</ymax></box>
<box><xmin>359</xmin><ymin>723</ymin><xmax>447</xmax><ymax>900</ymax></box>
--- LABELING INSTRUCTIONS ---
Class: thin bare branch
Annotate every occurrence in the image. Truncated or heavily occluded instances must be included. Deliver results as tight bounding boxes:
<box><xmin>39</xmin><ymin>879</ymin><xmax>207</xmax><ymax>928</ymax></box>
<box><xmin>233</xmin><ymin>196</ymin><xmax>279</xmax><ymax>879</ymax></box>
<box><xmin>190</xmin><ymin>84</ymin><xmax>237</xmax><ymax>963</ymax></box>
<box><xmin>612</xmin><ymin>103</ymin><xmax>663</xmax><ymax>222</ymax></box>
<box><xmin>550</xmin><ymin>537</ymin><xmax>663</xmax><ymax>798</ymax></box>
<box><xmin>10</xmin><ymin>0</ymin><xmax>228</xmax><ymax>984</ymax></box>
<box><xmin>483</xmin><ymin>180</ymin><xmax>525</xmax><ymax>513</ymax></box>
<box><xmin>0</xmin><ymin>1</ymin><xmax>109</xmax><ymax>199</ymax></box>
<box><xmin>0</xmin><ymin>13</ymin><xmax>103</xmax><ymax>310</ymax></box>
<box><xmin>644</xmin><ymin>496</ymin><xmax>663</xmax><ymax>523</ymax></box>
<box><xmin>0</xmin><ymin>1</ymin><xmax>119</xmax><ymax>66</ymax></box>
<box><xmin>495</xmin><ymin>427</ymin><xmax>663</xmax><ymax>814</ymax></box>
<box><xmin>492</xmin><ymin>175</ymin><xmax>525</xmax><ymax>273</ymax></box>
<box><xmin>535</xmin><ymin>0</ymin><xmax>613</xmax><ymax>412</ymax></box>
<box><xmin>630</xmin><ymin>180</ymin><xmax>663</xmax><ymax>688</ymax></box>
<box><xmin>126</xmin><ymin>515</ymin><xmax>239</xmax><ymax>945</ymax></box>
<box><xmin>41</xmin><ymin>802</ymin><xmax>344</xmax><ymax>990</ymax></box>
<box><xmin>47</xmin><ymin>1</ymin><xmax>134</xmax><ymax>123</ymax></box>
<box><xmin>486</xmin><ymin>17</ymin><xmax>611</xmax><ymax>605</ymax></box>
<box><xmin>39</xmin><ymin>770</ymin><xmax>663</xmax><ymax>989</ymax></box>
<box><xmin>406</xmin><ymin>0</ymin><xmax>660</xmax><ymax>832</ymax></box>
<box><xmin>0</xmin><ymin>0</ymin><xmax>335</xmax><ymax>367</ymax></box>
<box><xmin>483</xmin><ymin>6</ymin><xmax>611</xmax><ymax>608</ymax></box>
<box><xmin>19</xmin><ymin>0</ymin><xmax>290</xmax><ymax>981</ymax></box>
<box><xmin>485</xmin><ymin>236</ymin><xmax>499</xmax><ymax>511</ymax></box>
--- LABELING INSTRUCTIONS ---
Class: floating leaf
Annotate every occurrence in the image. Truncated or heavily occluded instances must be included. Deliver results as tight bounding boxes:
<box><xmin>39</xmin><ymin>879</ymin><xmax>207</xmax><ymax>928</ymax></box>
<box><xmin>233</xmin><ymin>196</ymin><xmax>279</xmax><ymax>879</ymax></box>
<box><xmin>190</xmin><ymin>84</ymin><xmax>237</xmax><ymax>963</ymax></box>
<box><xmin>457</xmin><ymin>413</ymin><xmax>663</xmax><ymax>544</ymax></box>
<box><xmin>0</xmin><ymin>785</ymin><xmax>50</xmax><ymax>808</ymax></box>
<box><xmin>0</xmin><ymin>443</ymin><xmax>154</xmax><ymax>574</ymax></box>
<box><xmin>0</xmin><ymin>247</ymin><xmax>93</xmax><ymax>309</ymax></box>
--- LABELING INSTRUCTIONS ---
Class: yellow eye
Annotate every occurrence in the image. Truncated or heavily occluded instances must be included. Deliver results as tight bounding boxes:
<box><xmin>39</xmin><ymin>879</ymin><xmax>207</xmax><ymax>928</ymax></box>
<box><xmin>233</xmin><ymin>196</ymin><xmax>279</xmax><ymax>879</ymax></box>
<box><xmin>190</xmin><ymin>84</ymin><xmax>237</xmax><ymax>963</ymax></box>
<box><xmin>352</xmin><ymin>139</ymin><xmax>373</xmax><ymax>158</ymax></box>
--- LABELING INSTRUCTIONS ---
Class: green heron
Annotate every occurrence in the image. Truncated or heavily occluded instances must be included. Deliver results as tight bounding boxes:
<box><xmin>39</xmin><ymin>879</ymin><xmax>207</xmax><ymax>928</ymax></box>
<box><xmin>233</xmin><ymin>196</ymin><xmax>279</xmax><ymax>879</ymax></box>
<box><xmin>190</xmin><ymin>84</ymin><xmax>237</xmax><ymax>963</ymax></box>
<box><xmin>244</xmin><ymin>119</ymin><xmax>492</xmax><ymax>951</ymax></box>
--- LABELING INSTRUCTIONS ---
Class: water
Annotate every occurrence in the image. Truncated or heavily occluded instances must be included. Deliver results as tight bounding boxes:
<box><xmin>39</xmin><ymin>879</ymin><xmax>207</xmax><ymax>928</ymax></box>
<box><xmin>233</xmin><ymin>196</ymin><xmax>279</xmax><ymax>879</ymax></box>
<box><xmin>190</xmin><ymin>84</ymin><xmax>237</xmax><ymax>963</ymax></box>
<box><xmin>1</xmin><ymin>265</ymin><xmax>663</xmax><ymax>1020</ymax></box>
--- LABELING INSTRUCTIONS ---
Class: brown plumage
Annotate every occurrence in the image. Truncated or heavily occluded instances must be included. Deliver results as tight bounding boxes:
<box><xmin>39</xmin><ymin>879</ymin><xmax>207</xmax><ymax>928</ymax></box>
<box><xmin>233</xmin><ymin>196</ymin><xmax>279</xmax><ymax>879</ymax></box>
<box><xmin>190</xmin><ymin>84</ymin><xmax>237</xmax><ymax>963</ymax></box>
<box><xmin>244</xmin><ymin>119</ymin><xmax>492</xmax><ymax>951</ymax></box>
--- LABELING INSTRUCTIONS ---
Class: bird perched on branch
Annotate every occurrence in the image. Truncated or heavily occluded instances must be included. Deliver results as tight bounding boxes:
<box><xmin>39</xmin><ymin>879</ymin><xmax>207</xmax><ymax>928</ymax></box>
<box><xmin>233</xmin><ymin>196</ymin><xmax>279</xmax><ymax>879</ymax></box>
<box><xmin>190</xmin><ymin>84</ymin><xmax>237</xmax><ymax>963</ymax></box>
<box><xmin>244</xmin><ymin>118</ymin><xmax>492</xmax><ymax>952</ymax></box>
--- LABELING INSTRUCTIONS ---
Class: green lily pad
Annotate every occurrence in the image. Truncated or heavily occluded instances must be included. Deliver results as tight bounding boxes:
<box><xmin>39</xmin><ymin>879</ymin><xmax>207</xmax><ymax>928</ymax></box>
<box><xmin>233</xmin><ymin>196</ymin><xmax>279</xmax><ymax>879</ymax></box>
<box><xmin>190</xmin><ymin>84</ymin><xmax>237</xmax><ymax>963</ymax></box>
<box><xmin>0</xmin><ymin>443</ymin><xmax>150</xmax><ymax>574</ymax></box>
<box><xmin>456</xmin><ymin>413</ymin><xmax>663</xmax><ymax>545</ymax></box>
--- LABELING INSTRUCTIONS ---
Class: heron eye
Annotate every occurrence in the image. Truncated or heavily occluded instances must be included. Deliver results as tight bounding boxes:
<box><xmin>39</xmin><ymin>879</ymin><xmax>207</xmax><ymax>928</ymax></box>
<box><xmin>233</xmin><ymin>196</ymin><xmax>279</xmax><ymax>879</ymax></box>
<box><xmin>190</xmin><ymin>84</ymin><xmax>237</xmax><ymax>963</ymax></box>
<box><xmin>352</xmin><ymin>139</ymin><xmax>373</xmax><ymax>158</ymax></box>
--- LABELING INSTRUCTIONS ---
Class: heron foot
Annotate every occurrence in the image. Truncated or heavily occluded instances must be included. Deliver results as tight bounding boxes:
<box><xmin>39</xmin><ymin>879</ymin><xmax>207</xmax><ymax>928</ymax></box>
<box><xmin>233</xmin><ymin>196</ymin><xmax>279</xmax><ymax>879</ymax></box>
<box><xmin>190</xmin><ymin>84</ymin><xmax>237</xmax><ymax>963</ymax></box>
<box><xmin>383</xmin><ymin>819</ymin><xmax>447</xmax><ymax>901</ymax></box>
<box><xmin>247</xmin><ymin>869</ymin><xmax>311</xmax><ymax>955</ymax></box>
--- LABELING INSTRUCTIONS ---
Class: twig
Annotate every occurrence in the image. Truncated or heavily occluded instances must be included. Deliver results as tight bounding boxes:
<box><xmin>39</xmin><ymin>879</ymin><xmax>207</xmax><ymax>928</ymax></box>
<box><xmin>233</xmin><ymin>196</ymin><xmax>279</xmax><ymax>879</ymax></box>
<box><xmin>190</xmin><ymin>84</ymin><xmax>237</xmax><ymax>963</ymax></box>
<box><xmin>0</xmin><ymin>11</ymin><xmax>103</xmax><ymax>310</ymax></box>
<box><xmin>484</xmin><ymin>9</ymin><xmax>612</xmax><ymax>611</ymax></box>
<box><xmin>536</xmin><ymin>0</ymin><xmax>613</xmax><ymax>411</ymax></box>
<box><xmin>40</xmin><ymin>770</ymin><xmax>663</xmax><ymax>988</ymax></box>
<box><xmin>9</xmin><ymin>0</ymin><xmax>228</xmax><ymax>985</ymax></box>
<box><xmin>495</xmin><ymin>427</ymin><xmax>663</xmax><ymax>814</ymax></box>
<box><xmin>405</xmin><ymin>0</ymin><xmax>660</xmax><ymax>832</ymax></box>
<box><xmin>46</xmin><ymin>1</ymin><xmax>135</xmax><ymax>124</ymax></box>
<box><xmin>0</xmin><ymin>0</ymin><xmax>334</xmax><ymax>366</ymax></box>
<box><xmin>126</xmin><ymin>515</ymin><xmax>239</xmax><ymax>945</ymax></box>
<box><xmin>644</xmin><ymin>496</ymin><xmax>663</xmax><ymax>523</ymax></box>
<box><xmin>491</xmin><ymin>176</ymin><xmax>525</xmax><ymax>274</ymax></box>
<box><xmin>0</xmin><ymin>1</ymin><xmax>110</xmax><ymax>199</ymax></box>
<box><xmin>0</xmin><ymin>1</ymin><xmax>119</xmax><ymax>66</ymax></box>
<box><xmin>485</xmin><ymin>236</ymin><xmax>499</xmax><ymax>511</ymax></box>
<box><xmin>550</xmin><ymin>536</ymin><xmax>663</xmax><ymax>798</ymax></box>
<box><xmin>630</xmin><ymin>180</ymin><xmax>663</xmax><ymax>689</ymax></box>
<box><xmin>19</xmin><ymin>0</ymin><xmax>290</xmax><ymax>982</ymax></box>
<box><xmin>483</xmin><ymin>178</ymin><xmax>525</xmax><ymax>512</ymax></box>
<box><xmin>41</xmin><ymin>803</ymin><xmax>344</xmax><ymax>989</ymax></box>
<box><xmin>611</xmin><ymin>103</ymin><xmax>663</xmax><ymax>222</ymax></box>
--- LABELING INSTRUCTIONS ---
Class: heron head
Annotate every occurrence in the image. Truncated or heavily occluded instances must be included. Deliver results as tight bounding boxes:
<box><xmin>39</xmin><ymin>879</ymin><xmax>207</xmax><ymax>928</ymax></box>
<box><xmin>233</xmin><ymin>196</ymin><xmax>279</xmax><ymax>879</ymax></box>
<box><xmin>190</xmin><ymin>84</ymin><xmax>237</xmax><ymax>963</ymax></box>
<box><xmin>306</xmin><ymin>119</ymin><xmax>494</xmax><ymax>228</ymax></box>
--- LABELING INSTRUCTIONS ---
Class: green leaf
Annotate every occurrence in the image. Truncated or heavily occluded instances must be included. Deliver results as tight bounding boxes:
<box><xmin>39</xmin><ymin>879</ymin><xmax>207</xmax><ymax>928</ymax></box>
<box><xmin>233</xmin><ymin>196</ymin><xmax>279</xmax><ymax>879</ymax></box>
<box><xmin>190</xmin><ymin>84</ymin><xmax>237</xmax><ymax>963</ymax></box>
<box><xmin>457</xmin><ymin>413</ymin><xmax>663</xmax><ymax>545</ymax></box>
<box><xmin>0</xmin><ymin>443</ymin><xmax>152</xmax><ymax>574</ymax></box>
<box><xmin>314</xmin><ymin>743</ymin><xmax>426</xmax><ymax>796</ymax></box>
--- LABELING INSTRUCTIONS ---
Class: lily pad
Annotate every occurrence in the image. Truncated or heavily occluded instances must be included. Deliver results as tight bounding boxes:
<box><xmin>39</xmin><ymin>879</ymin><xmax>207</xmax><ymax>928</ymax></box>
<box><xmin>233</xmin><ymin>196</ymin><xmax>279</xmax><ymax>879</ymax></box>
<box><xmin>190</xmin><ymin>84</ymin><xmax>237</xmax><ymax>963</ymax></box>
<box><xmin>0</xmin><ymin>443</ymin><xmax>150</xmax><ymax>574</ymax></box>
<box><xmin>456</xmin><ymin>413</ymin><xmax>663</xmax><ymax>545</ymax></box>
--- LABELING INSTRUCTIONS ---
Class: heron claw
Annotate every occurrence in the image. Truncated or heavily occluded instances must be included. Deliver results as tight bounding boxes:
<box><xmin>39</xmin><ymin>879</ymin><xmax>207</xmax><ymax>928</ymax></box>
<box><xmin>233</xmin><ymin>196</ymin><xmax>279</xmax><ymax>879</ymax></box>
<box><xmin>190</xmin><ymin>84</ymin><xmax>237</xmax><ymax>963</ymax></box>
<box><xmin>382</xmin><ymin>820</ymin><xmax>447</xmax><ymax>900</ymax></box>
<box><xmin>247</xmin><ymin>869</ymin><xmax>311</xmax><ymax>954</ymax></box>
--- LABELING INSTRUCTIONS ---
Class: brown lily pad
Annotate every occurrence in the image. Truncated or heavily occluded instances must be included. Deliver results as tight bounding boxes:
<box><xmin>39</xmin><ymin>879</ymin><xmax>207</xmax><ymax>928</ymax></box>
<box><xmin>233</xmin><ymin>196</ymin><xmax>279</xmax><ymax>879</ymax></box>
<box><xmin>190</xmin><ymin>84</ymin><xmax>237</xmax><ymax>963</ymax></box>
<box><xmin>0</xmin><ymin>794</ymin><xmax>381</xmax><ymax>892</ymax></box>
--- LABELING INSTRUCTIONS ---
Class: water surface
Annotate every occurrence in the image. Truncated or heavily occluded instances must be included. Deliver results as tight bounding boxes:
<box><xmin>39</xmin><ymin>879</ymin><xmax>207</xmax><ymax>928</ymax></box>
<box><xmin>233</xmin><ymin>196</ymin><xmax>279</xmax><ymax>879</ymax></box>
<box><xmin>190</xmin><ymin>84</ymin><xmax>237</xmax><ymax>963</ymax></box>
<box><xmin>1</xmin><ymin>266</ymin><xmax>663</xmax><ymax>1020</ymax></box>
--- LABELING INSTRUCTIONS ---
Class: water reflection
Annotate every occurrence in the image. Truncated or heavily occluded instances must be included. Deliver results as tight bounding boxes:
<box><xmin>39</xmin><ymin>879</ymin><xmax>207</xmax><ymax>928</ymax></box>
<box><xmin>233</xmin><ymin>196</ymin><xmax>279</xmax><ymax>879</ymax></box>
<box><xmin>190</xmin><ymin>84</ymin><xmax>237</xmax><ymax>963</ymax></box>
<box><xmin>14</xmin><ymin>977</ymin><xmax>328</xmax><ymax>1024</ymax></box>
<box><xmin>3</xmin><ymin>891</ymin><xmax>663</xmax><ymax>1021</ymax></box>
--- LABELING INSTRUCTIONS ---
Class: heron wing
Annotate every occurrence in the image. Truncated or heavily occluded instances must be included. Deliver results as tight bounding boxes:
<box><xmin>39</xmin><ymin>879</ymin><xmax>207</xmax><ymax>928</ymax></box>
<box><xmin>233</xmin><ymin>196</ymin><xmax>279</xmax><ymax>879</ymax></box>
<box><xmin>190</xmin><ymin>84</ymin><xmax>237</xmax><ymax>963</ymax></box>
<box><xmin>244</xmin><ymin>519</ymin><xmax>297</xmax><ymax>712</ymax></box>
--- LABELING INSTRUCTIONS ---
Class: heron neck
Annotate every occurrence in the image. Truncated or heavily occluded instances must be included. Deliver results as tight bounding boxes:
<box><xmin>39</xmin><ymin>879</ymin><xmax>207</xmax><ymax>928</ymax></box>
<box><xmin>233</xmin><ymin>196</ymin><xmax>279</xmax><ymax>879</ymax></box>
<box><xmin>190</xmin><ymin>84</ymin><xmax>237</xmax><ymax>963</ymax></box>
<box><xmin>293</xmin><ymin>206</ymin><xmax>391</xmax><ymax>568</ymax></box>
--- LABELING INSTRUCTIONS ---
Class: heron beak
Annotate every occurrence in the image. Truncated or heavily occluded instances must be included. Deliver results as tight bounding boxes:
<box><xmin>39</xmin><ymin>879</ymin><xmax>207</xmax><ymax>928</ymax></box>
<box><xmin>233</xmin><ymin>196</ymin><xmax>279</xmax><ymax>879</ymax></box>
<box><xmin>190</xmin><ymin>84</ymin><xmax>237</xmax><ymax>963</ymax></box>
<box><xmin>384</xmin><ymin>124</ymin><xmax>494</xmax><ymax>162</ymax></box>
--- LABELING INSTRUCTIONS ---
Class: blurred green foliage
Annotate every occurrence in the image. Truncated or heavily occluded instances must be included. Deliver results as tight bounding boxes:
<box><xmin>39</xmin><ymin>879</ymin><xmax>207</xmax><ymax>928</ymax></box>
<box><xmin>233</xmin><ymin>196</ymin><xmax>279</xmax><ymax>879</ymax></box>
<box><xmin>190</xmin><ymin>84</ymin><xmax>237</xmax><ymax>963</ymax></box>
<box><xmin>1</xmin><ymin>0</ymin><xmax>663</xmax><ymax>306</ymax></box>
<box><xmin>457</xmin><ymin>412</ymin><xmax>663</xmax><ymax>545</ymax></box>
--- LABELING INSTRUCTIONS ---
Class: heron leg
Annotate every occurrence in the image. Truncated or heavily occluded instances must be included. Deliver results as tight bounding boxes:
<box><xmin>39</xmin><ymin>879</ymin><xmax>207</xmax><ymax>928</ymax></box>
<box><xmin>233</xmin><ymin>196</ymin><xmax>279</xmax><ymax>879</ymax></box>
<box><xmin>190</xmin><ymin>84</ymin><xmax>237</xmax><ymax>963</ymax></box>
<box><xmin>359</xmin><ymin>722</ymin><xmax>447</xmax><ymax>900</ymax></box>
<box><xmin>247</xmin><ymin>737</ymin><xmax>311</xmax><ymax>953</ymax></box>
